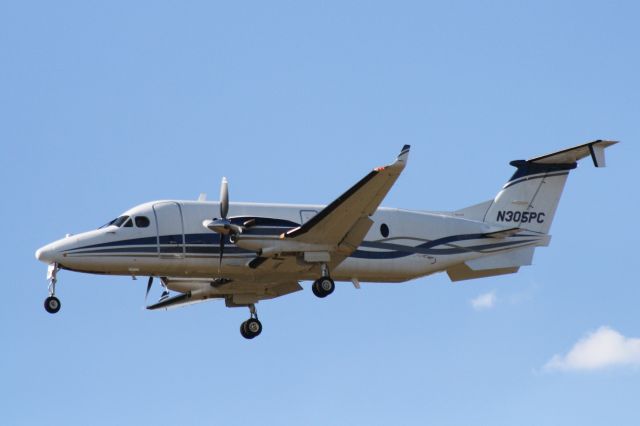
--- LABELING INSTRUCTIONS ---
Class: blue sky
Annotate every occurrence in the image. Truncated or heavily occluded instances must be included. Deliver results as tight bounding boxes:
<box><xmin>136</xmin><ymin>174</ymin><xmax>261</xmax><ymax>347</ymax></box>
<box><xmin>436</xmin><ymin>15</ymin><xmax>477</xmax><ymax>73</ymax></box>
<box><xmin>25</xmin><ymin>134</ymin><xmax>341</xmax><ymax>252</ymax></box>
<box><xmin>2</xmin><ymin>1</ymin><xmax>639</xmax><ymax>425</ymax></box>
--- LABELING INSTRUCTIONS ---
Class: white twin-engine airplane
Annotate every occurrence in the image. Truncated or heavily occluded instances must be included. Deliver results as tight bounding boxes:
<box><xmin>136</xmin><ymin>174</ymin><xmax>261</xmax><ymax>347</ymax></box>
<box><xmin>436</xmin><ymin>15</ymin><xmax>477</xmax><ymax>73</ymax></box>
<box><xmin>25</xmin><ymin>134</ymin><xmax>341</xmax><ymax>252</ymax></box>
<box><xmin>36</xmin><ymin>141</ymin><xmax>616</xmax><ymax>339</ymax></box>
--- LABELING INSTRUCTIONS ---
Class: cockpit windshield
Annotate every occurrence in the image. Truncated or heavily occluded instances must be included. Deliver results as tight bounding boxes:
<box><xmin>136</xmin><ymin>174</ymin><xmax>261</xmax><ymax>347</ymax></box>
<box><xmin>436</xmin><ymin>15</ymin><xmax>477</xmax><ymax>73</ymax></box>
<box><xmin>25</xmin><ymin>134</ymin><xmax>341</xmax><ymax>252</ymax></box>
<box><xmin>99</xmin><ymin>215</ymin><xmax>130</xmax><ymax>229</ymax></box>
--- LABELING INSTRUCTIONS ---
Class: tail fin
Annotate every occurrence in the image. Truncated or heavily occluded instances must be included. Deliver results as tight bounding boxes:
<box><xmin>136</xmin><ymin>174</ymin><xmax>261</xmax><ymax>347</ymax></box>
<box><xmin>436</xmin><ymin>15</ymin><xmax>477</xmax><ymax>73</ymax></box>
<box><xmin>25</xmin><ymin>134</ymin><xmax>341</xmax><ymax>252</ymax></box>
<box><xmin>482</xmin><ymin>140</ymin><xmax>617</xmax><ymax>234</ymax></box>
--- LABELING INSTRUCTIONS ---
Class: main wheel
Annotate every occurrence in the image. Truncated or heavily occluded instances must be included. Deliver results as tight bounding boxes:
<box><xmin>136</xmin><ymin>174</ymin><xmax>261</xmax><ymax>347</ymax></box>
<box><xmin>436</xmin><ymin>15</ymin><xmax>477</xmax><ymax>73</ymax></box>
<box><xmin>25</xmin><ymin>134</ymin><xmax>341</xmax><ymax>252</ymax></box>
<box><xmin>318</xmin><ymin>277</ymin><xmax>335</xmax><ymax>296</ymax></box>
<box><xmin>240</xmin><ymin>321</ymin><xmax>251</xmax><ymax>339</ymax></box>
<box><xmin>246</xmin><ymin>318</ymin><xmax>262</xmax><ymax>337</ymax></box>
<box><xmin>312</xmin><ymin>280</ymin><xmax>323</xmax><ymax>297</ymax></box>
<box><xmin>44</xmin><ymin>296</ymin><xmax>61</xmax><ymax>314</ymax></box>
<box><xmin>312</xmin><ymin>277</ymin><xmax>335</xmax><ymax>298</ymax></box>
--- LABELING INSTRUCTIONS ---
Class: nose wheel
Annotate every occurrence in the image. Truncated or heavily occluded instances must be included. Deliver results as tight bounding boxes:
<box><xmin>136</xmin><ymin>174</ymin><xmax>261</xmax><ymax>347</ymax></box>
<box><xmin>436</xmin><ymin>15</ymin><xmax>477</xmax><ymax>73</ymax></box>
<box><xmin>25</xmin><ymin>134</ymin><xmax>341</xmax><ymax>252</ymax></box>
<box><xmin>44</xmin><ymin>296</ymin><xmax>61</xmax><ymax>314</ymax></box>
<box><xmin>44</xmin><ymin>263</ymin><xmax>61</xmax><ymax>314</ymax></box>
<box><xmin>240</xmin><ymin>304</ymin><xmax>262</xmax><ymax>339</ymax></box>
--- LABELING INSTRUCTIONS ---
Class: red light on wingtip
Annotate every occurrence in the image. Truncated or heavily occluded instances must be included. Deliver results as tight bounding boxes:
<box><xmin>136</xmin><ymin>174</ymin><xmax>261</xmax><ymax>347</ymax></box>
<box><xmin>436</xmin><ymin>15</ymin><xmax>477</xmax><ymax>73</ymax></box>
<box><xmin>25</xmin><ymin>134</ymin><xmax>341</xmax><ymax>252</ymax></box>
<box><xmin>374</xmin><ymin>166</ymin><xmax>386</xmax><ymax>171</ymax></box>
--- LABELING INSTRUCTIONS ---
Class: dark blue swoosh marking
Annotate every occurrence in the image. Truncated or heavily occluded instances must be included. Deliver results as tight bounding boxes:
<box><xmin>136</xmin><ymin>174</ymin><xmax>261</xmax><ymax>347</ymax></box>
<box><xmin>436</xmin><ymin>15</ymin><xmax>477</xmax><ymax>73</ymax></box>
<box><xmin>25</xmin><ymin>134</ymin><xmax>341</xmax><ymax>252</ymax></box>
<box><xmin>229</xmin><ymin>216</ymin><xmax>300</xmax><ymax>228</ymax></box>
<box><xmin>352</xmin><ymin>237</ymin><xmax>537</xmax><ymax>259</ymax></box>
<box><xmin>503</xmin><ymin>171</ymin><xmax>569</xmax><ymax>189</ymax></box>
<box><xmin>508</xmin><ymin>160</ymin><xmax>576</xmax><ymax>181</ymax></box>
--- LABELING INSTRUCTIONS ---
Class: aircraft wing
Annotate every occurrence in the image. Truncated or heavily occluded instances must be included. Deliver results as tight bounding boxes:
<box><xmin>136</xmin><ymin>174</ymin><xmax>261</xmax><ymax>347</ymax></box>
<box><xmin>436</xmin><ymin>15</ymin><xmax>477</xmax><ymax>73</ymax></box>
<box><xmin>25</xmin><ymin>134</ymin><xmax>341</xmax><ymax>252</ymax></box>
<box><xmin>284</xmin><ymin>145</ymin><xmax>410</xmax><ymax>250</ymax></box>
<box><xmin>146</xmin><ymin>279</ymin><xmax>303</xmax><ymax>310</ymax></box>
<box><xmin>146</xmin><ymin>291</ymin><xmax>214</xmax><ymax>310</ymax></box>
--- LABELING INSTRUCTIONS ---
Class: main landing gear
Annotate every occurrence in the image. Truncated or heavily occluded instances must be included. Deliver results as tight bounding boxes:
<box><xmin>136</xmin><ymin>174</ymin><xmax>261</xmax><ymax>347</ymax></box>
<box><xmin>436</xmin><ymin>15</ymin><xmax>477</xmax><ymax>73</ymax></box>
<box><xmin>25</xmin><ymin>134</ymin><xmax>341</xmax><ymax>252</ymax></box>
<box><xmin>311</xmin><ymin>263</ymin><xmax>335</xmax><ymax>298</ymax></box>
<box><xmin>240</xmin><ymin>304</ymin><xmax>262</xmax><ymax>339</ymax></box>
<box><xmin>312</xmin><ymin>277</ymin><xmax>335</xmax><ymax>298</ymax></box>
<box><xmin>44</xmin><ymin>263</ymin><xmax>61</xmax><ymax>314</ymax></box>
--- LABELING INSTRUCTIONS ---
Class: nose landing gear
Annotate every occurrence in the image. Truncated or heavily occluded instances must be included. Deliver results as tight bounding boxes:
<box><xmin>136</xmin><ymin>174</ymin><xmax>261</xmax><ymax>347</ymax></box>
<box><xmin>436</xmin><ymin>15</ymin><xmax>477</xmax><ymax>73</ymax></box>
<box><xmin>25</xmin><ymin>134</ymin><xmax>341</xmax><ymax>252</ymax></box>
<box><xmin>240</xmin><ymin>304</ymin><xmax>262</xmax><ymax>339</ymax></box>
<box><xmin>44</xmin><ymin>263</ymin><xmax>61</xmax><ymax>314</ymax></box>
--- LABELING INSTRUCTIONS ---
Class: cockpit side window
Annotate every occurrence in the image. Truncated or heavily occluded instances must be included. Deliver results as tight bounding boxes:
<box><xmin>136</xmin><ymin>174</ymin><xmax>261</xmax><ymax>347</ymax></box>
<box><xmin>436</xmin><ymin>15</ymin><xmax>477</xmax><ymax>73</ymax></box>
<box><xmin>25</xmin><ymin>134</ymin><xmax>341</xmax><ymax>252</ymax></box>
<box><xmin>135</xmin><ymin>216</ymin><xmax>150</xmax><ymax>228</ymax></box>
<box><xmin>99</xmin><ymin>215</ymin><xmax>130</xmax><ymax>229</ymax></box>
<box><xmin>123</xmin><ymin>217</ymin><xmax>133</xmax><ymax>227</ymax></box>
<box><xmin>112</xmin><ymin>216</ymin><xmax>130</xmax><ymax>227</ymax></box>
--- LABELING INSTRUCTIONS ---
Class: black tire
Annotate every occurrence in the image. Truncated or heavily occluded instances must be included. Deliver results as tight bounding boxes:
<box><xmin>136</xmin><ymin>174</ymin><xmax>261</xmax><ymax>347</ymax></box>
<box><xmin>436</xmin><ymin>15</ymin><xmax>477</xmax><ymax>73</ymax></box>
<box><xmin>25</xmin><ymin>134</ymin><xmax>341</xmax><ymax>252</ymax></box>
<box><xmin>240</xmin><ymin>321</ymin><xmax>251</xmax><ymax>339</ymax></box>
<box><xmin>319</xmin><ymin>277</ymin><xmax>335</xmax><ymax>296</ymax></box>
<box><xmin>44</xmin><ymin>296</ymin><xmax>61</xmax><ymax>314</ymax></box>
<box><xmin>245</xmin><ymin>318</ymin><xmax>262</xmax><ymax>337</ymax></box>
<box><xmin>312</xmin><ymin>280</ymin><xmax>325</xmax><ymax>298</ymax></box>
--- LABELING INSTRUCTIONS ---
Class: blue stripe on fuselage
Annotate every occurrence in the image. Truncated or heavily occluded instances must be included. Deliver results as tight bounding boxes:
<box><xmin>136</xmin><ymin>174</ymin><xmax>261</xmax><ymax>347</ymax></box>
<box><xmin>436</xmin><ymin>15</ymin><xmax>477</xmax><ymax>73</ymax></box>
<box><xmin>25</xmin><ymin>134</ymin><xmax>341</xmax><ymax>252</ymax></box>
<box><xmin>64</xmin><ymin>232</ymin><xmax>538</xmax><ymax>260</ymax></box>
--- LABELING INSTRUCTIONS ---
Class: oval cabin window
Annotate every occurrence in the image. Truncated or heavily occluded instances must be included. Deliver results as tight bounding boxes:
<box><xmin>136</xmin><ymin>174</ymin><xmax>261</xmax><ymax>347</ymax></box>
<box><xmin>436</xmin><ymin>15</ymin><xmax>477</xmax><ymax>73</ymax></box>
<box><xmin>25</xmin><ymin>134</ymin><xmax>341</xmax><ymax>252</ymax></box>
<box><xmin>135</xmin><ymin>216</ymin><xmax>150</xmax><ymax>228</ymax></box>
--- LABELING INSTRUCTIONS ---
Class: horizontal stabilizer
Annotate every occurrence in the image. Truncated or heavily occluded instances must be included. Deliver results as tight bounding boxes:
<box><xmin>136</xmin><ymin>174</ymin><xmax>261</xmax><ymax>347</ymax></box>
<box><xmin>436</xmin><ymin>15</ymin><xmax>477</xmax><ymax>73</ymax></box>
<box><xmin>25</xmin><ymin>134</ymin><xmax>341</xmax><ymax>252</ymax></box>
<box><xmin>446</xmin><ymin>246</ymin><xmax>536</xmax><ymax>282</ymax></box>
<box><xmin>527</xmin><ymin>140</ymin><xmax>617</xmax><ymax>167</ymax></box>
<box><xmin>447</xmin><ymin>264</ymin><xmax>519</xmax><ymax>282</ymax></box>
<box><xmin>466</xmin><ymin>246</ymin><xmax>535</xmax><ymax>270</ymax></box>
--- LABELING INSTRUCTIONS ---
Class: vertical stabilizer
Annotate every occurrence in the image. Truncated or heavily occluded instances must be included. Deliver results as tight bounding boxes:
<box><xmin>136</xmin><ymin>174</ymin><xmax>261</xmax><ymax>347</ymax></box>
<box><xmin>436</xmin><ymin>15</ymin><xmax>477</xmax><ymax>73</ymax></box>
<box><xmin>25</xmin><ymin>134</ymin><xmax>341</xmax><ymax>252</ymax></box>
<box><xmin>483</xmin><ymin>140</ymin><xmax>617</xmax><ymax>234</ymax></box>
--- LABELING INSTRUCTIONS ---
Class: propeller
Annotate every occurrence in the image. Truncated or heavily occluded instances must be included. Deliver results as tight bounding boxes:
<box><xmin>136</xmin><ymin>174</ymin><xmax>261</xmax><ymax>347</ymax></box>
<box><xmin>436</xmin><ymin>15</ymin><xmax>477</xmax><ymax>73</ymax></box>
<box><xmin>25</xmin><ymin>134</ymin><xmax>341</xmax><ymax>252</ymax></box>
<box><xmin>145</xmin><ymin>276</ymin><xmax>154</xmax><ymax>302</ymax></box>
<box><xmin>220</xmin><ymin>177</ymin><xmax>229</xmax><ymax>219</ymax></box>
<box><xmin>202</xmin><ymin>177</ymin><xmax>245</xmax><ymax>273</ymax></box>
<box><xmin>218</xmin><ymin>177</ymin><xmax>229</xmax><ymax>272</ymax></box>
<box><xmin>145</xmin><ymin>276</ymin><xmax>169</xmax><ymax>303</ymax></box>
<box><xmin>144</xmin><ymin>276</ymin><xmax>153</xmax><ymax>304</ymax></box>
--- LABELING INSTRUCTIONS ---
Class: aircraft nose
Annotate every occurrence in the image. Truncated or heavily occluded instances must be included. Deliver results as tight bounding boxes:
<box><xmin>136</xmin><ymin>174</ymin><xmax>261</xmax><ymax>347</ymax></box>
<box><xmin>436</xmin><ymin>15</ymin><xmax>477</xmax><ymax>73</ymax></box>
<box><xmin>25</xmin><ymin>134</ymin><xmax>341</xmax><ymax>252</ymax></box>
<box><xmin>35</xmin><ymin>243</ymin><xmax>57</xmax><ymax>263</ymax></box>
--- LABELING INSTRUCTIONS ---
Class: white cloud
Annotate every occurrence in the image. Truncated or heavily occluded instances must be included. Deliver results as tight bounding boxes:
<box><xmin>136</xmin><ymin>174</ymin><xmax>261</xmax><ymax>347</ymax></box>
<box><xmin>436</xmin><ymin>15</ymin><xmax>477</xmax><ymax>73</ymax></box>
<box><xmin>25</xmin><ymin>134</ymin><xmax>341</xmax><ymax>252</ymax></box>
<box><xmin>544</xmin><ymin>326</ymin><xmax>640</xmax><ymax>372</ymax></box>
<box><xmin>470</xmin><ymin>291</ymin><xmax>496</xmax><ymax>310</ymax></box>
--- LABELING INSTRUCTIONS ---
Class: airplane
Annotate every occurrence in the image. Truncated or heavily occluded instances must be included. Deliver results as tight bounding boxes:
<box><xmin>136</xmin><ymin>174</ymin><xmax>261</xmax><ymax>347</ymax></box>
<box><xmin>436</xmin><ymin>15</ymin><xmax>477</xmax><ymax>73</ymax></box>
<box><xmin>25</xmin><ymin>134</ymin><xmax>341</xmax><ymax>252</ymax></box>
<box><xmin>35</xmin><ymin>140</ymin><xmax>617</xmax><ymax>339</ymax></box>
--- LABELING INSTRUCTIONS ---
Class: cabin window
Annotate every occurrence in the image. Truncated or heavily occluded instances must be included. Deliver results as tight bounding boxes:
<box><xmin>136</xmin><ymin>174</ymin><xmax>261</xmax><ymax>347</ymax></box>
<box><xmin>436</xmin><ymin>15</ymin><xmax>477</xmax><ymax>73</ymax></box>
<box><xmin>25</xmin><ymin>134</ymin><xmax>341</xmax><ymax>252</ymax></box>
<box><xmin>135</xmin><ymin>216</ymin><xmax>150</xmax><ymax>228</ymax></box>
<box><xmin>380</xmin><ymin>223</ymin><xmax>389</xmax><ymax>238</ymax></box>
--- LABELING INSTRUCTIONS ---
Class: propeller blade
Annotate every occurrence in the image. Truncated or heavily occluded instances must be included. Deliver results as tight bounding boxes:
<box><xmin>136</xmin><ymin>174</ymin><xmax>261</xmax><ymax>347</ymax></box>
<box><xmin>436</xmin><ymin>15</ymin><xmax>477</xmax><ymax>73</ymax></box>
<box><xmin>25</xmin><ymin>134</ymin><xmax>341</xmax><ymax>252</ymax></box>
<box><xmin>220</xmin><ymin>177</ymin><xmax>229</xmax><ymax>219</ymax></box>
<box><xmin>145</xmin><ymin>276</ymin><xmax>153</xmax><ymax>302</ymax></box>
<box><xmin>218</xmin><ymin>235</ymin><xmax>225</xmax><ymax>273</ymax></box>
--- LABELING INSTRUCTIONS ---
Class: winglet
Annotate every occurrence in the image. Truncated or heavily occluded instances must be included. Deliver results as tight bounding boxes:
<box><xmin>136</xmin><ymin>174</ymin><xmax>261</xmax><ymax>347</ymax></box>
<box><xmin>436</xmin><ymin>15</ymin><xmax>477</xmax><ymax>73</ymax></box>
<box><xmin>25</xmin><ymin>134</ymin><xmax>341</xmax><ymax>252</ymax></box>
<box><xmin>397</xmin><ymin>144</ymin><xmax>411</xmax><ymax>164</ymax></box>
<box><xmin>374</xmin><ymin>145</ymin><xmax>411</xmax><ymax>172</ymax></box>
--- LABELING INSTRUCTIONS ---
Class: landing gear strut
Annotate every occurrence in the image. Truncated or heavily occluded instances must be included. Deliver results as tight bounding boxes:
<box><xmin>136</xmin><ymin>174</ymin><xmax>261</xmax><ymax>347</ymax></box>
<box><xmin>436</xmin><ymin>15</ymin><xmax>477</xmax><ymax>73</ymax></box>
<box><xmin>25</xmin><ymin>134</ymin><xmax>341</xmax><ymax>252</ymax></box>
<box><xmin>44</xmin><ymin>263</ymin><xmax>61</xmax><ymax>314</ymax></box>
<box><xmin>311</xmin><ymin>263</ymin><xmax>335</xmax><ymax>298</ymax></box>
<box><xmin>240</xmin><ymin>304</ymin><xmax>262</xmax><ymax>339</ymax></box>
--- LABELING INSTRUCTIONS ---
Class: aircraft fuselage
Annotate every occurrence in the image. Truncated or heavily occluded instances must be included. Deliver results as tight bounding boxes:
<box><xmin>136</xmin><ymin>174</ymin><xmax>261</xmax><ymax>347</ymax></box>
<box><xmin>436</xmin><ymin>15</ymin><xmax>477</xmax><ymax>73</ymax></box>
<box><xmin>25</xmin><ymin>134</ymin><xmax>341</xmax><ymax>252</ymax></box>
<box><xmin>36</xmin><ymin>200</ymin><xmax>544</xmax><ymax>284</ymax></box>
